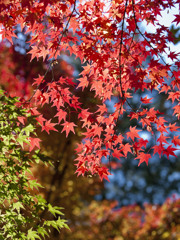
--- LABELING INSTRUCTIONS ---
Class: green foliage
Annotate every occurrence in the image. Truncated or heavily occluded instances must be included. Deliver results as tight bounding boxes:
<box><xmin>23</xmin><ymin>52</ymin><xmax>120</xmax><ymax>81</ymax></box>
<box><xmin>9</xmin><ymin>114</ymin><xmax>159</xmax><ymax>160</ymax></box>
<box><xmin>0</xmin><ymin>90</ymin><xmax>69</xmax><ymax>239</ymax></box>
<box><xmin>170</xmin><ymin>25</ymin><xmax>180</xmax><ymax>44</ymax></box>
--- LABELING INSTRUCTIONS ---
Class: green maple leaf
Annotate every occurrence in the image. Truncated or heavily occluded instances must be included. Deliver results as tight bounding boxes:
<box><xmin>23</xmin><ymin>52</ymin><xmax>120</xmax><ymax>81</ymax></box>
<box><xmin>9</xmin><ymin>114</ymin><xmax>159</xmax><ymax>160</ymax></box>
<box><xmin>27</xmin><ymin>229</ymin><xmax>41</xmax><ymax>240</ymax></box>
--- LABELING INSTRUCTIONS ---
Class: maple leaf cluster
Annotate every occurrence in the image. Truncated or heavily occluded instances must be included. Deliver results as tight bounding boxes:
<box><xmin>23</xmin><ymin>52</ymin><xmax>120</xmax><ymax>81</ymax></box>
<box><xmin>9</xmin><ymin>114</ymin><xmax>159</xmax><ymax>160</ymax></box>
<box><xmin>0</xmin><ymin>0</ymin><xmax>179</xmax><ymax>181</ymax></box>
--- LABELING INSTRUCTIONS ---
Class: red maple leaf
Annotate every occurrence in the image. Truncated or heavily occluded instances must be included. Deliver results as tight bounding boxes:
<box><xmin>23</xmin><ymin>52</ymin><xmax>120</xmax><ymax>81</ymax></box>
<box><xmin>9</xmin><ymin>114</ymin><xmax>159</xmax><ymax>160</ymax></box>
<box><xmin>168</xmin><ymin>91</ymin><xmax>180</xmax><ymax>103</ymax></box>
<box><xmin>32</xmin><ymin>75</ymin><xmax>44</xmax><ymax>86</ymax></box>
<box><xmin>61</xmin><ymin>121</ymin><xmax>77</xmax><ymax>137</ymax></box>
<box><xmin>157</xmin><ymin>134</ymin><xmax>169</xmax><ymax>144</ymax></box>
<box><xmin>173</xmin><ymin>14</ymin><xmax>180</xmax><ymax>25</ymax></box>
<box><xmin>153</xmin><ymin>144</ymin><xmax>165</xmax><ymax>157</ymax></box>
<box><xmin>75</xmin><ymin>143</ymin><xmax>84</xmax><ymax>153</ymax></box>
<box><xmin>92</xmin><ymin>124</ymin><xmax>103</xmax><ymax>137</ymax></box>
<box><xmin>36</xmin><ymin>114</ymin><xmax>46</xmax><ymax>127</ymax></box>
<box><xmin>172</xmin><ymin>136</ymin><xmax>180</xmax><ymax>147</ymax></box>
<box><xmin>17</xmin><ymin>116</ymin><xmax>26</xmax><ymax>125</ymax></box>
<box><xmin>136</xmin><ymin>152</ymin><xmax>151</xmax><ymax>166</ymax></box>
<box><xmin>168</xmin><ymin>51</ymin><xmax>179</xmax><ymax>61</ymax></box>
<box><xmin>126</xmin><ymin>126</ymin><xmax>140</xmax><ymax>141</ymax></box>
<box><xmin>168</xmin><ymin>123</ymin><xmax>180</xmax><ymax>132</ymax></box>
<box><xmin>141</xmin><ymin>96</ymin><xmax>153</xmax><ymax>104</ymax></box>
<box><xmin>96</xmin><ymin>104</ymin><xmax>108</xmax><ymax>114</ymax></box>
<box><xmin>163</xmin><ymin>145</ymin><xmax>177</xmax><ymax>159</ymax></box>
<box><xmin>28</xmin><ymin>46</ymin><xmax>40</xmax><ymax>62</ymax></box>
<box><xmin>96</xmin><ymin>166</ymin><xmax>110</xmax><ymax>182</ymax></box>
<box><xmin>41</xmin><ymin>120</ymin><xmax>58</xmax><ymax>134</ymax></box>
<box><xmin>75</xmin><ymin>165</ymin><xmax>88</xmax><ymax>177</ymax></box>
<box><xmin>122</xmin><ymin>143</ymin><xmax>132</xmax><ymax>157</ymax></box>
<box><xmin>55</xmin><ymin>109</ymin><xmax>67</xmax><ymax>123</ymax></box>
<box><xmin>77</xmin><ymin>76</ymin><xmax>89</xmax><ymax>90</ymax></box>
<box><xmin>29</xmin><ymin>137</ymin><xmax>41</xmax><ymax>151</ymax></box>
<box><xmin>112</xmin><ymin>149</ymin><xmax>124</xmax><ymax>159</ymax></box>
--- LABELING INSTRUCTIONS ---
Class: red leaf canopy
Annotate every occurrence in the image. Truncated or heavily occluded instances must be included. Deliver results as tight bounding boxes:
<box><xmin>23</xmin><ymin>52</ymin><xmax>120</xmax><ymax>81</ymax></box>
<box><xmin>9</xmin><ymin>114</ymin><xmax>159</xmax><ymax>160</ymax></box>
<box><xmin>0</xmin><ymin>0</ymin><xmax>179</xmax><ymax>181</ymax></box>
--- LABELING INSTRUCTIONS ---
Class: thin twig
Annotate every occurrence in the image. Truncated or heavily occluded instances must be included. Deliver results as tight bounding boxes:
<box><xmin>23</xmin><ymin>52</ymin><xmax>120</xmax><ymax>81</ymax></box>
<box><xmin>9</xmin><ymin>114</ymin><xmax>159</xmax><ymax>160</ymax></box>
<box><xmin>108</xmin><ymin>0</ymin><xmax>129</xmax><ymax>171</ymax></box>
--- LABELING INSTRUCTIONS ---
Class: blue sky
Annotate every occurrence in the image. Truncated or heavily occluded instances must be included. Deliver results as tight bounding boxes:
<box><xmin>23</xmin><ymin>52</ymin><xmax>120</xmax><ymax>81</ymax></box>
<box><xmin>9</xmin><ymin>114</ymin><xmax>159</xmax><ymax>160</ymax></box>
<box><xmin>144</xmin><ymin>3</ymin><xmax>180</xmax><ymax>63</ymax></box>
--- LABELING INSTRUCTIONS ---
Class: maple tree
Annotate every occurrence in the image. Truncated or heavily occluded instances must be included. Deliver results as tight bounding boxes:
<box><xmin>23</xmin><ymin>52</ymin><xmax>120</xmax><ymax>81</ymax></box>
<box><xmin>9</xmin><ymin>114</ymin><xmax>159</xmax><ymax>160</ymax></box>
<box><xmin>0</xmin><ymin>0</ymin><xmax>179</xmax><ymax>180</ymax></box>
<box><xmin>0</xmin><ymin>0</ymin><xmax>180</xmax><ymax>239</ymax></box>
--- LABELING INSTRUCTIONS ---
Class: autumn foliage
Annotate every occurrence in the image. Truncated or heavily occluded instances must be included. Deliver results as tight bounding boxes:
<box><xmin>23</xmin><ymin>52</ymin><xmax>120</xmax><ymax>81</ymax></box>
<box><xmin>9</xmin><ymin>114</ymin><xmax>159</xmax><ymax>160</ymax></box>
<box><xmin>0</xmin><ymin>0</ymin><xmax>180</xmax><ymax>238</ymax></box>
<box><xmin>64</xmin><ymin>197</ymin><xmax>180</xmax><ymax>240</ymax></box>
<box><xmin>0</xmin><ymin>0</ymin><xmax>179</xmax><ymax>179</ymax></box>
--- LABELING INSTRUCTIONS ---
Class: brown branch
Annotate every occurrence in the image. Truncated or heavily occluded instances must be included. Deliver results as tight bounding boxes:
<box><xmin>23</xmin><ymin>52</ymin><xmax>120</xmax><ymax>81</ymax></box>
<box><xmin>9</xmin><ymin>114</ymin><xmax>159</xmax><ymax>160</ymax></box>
<box><xmin>107</xmin><ymin>0</ymin><xmax>129</xmax><ymax>171</ymax></box>
<box><xmin>40</xmin><ymin>139</ymin><xmax>71</xmax><ymax>219</ymax></box>
<box><xmin>118</xmin><ymin>0</ymin><xmax>129</xmax><ymax>102</ymax></box>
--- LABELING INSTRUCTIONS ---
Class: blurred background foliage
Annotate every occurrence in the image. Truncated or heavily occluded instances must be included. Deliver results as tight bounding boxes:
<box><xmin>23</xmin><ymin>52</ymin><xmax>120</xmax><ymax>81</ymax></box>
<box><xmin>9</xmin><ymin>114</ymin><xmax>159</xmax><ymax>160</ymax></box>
<box><xmin>0</xmin><ymin>20</ymin><xmax>180</xmax><ymax>239</ymax></box>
